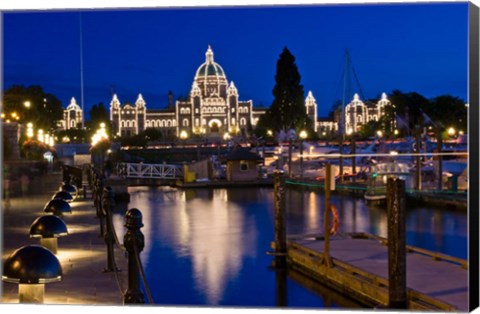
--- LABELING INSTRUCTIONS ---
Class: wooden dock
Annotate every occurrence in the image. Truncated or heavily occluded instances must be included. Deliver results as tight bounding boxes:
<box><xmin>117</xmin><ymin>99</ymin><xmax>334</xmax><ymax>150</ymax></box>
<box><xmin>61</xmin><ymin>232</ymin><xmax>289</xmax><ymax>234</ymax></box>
<box><xmin>282</xmin><ymin>232</ymin><xmax>468</xmax><ymax>311</ymax></box>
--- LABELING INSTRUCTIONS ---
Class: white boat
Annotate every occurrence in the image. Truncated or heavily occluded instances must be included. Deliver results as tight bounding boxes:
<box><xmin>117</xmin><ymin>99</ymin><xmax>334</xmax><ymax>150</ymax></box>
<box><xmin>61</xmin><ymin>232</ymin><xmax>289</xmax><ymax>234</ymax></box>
<box><xmin>364</xmin><ymin>162</ymin><xmax>412</xmax><ymax>205</ymax></box>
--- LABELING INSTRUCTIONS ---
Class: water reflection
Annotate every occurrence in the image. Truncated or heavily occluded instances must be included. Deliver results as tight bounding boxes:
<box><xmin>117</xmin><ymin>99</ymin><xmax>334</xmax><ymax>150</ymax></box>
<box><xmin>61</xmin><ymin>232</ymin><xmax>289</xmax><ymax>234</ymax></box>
<box><xmin>113</xmin><ymin>186</ymin><xmax>467</xmax><ymax>307</ymax></box>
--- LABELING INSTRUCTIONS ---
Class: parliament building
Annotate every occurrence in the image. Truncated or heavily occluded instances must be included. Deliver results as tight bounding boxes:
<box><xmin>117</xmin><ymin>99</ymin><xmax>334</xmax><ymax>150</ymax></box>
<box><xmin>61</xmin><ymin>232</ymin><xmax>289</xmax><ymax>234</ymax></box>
<box><xmin>61</xmin><ymin>46</ymin><xmax>394</xmax><ymax>139</ymax></box>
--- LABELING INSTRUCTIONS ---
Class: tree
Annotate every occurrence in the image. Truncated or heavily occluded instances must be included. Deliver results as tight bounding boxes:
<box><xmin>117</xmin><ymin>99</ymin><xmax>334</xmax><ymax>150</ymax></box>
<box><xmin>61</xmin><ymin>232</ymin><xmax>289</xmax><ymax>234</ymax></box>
<box><xmin>86</xmin><ymin>102</ymin><xmax>110</xmax><ymax>140</ymax></box>
<box><xmin>425</xmin><ymin>95</ymin><xmax>467</xmax><ymax>131</ymax></box>
<box><xmin>256</xmin><ymin>47</ymin><xmax>313</xmax><ymax>135</ymax></box>
<box><xmin>3</xmin><ymin>85</ymin><xmax>63</xmax><ymax>131</ymax></box>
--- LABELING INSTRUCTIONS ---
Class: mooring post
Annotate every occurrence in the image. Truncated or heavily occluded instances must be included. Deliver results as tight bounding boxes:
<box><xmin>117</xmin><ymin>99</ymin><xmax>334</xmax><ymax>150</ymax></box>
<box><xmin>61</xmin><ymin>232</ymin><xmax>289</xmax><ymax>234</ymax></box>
<box><xmin>275</xmin><ymin>265</ymin><xmax>288</xmax><ymax>307</ymax></box>
<box><xmin>436</xmin><ymin>128</ymin><xmax>443</xmax><ymax>191</ymax></box>
<box><xmin>351</xmin><ymin>136</ymin><xmax>356</xmax><ymax>183</ymax></box>
<box><xmin>123</xmin><ymin>208</ymin><xmax>145</xmax><ymax>304</ymax></box>
<box><xmin>415</xmin><ymin>127</ymin><xmax>422</xmax><ymax>191</ymax></box>
<box><xmin>273</xmin><ymin>170</ymin><xmax>287</xmax><ymax>269</ymax></box>
<box><xmin>288</xmin><ymin>140</ymin><xmax>293</xmax><ymax>177</ymax></box>
<box><xmin>103</xmin><ymin>186</ymin><xmax>118</xmax><ymax>272</ymax></box>
<box><xmin>387</xmin><ymin>178</ymin><xmax>407</xmax><ymax>309</ymax></box>
<box><xmin>339</xmin><ymin>136</ymin><xmax>344</xmax><ymax>184</ymax></box>
<box><xmin>322</xmin><ymin>163</ymin><xmax>333</xmax><ymax>267</ymax></box>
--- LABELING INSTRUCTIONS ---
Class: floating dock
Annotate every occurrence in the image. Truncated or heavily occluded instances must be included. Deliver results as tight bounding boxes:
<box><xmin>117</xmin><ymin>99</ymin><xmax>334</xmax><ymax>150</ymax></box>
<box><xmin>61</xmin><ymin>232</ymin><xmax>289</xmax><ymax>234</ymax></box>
<box><xmin>281</xmin><ymin>232</ymin><xmax>468</xmax><ymax>311</ymax></box>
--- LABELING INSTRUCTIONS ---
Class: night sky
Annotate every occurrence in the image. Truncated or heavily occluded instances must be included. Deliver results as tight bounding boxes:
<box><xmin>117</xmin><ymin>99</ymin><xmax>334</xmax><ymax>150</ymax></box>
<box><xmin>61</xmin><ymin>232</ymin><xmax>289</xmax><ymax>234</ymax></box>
<box><xmin>1</xmin><ymin>1</ymin><xmax>469</xmax><ymax>119</ymax></box>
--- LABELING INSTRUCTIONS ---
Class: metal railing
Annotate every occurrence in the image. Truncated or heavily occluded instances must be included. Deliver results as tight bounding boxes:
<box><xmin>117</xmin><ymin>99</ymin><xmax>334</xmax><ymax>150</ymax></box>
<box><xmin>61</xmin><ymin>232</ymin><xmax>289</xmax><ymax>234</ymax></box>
<box><xmin>118</xmin><ymin>162</ymin><xmax>183</xmax><ymax>180</ymax></box>
<box><xmin>90</xmin><ymin>167</ymin><xmax>154</xmax><ymax>304</ymax></box>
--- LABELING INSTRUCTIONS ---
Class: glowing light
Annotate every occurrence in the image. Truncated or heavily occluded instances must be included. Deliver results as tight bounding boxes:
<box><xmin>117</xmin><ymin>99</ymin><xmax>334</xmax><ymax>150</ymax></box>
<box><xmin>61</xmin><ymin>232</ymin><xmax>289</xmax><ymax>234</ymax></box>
<box><xmin>447</xmin><ymin>127</ymin><xmax>456</xmax><ymax>137</ymax></box>
<box><xmin>389</xmin><ymin>151</ymin><xmax>398</xmax><ymax>155</ymax></box>
<box><xmin>38</xmin><ymin>129</ymin><xmax>44</xmax><ymax>142</ymax></box>
<box><xmin>24</xmin><ymin>101</ymin><xmax>31</xmax><ymax>108</ymax></box>
<box><xmin>180</xmin><ymin>130</ymin><xmax>188</xmax><ymax>140</ymax></box>
<box><xmin>267</xmin><ymin>130</ymin><xmax>273</xmax><ymax>137</ymax></box>
<box><xmin>394</xmin><ymin>129</ymin><xmax>399</xmax><ymax>135</ymax></box>
<box><xmin>346</xmin><ymin>128</ymin><xmax>353</xmax><ymax>136</ymax></box>
<box><xmin>376</xmin><ymin>130</ymin><xmax>383</xmax><ymax>138</ymax></box>
<box><xmin>26</xmin><ymin>123</ymin><xmax>34</xmax><ymax>138</ymax></box>
<box><xmin>223</xmin><ymin>132</ymin><xmax>230</xmax><ymax>141</ymax></box>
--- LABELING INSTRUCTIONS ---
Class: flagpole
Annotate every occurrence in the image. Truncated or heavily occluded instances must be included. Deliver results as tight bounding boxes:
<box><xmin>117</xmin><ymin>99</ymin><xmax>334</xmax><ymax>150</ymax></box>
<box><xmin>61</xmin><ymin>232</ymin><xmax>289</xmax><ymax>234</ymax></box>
<box><xmin>79</xmin><ymin>12</ymin><xmax>85</xmax><ymax>129</ymax></box>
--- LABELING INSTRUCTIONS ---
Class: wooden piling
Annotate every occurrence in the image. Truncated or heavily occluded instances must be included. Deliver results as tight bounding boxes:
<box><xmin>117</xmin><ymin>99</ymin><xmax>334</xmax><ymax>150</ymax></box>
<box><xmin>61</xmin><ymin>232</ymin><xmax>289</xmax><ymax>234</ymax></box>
<box><xmin>273</xmin><ymin>170</ymin><xmax>287</xmax><ymax>268</ymax></box>
<box><xmin>436</xmin><ymin>128</ymin><xmax>443</xmax><ymax>191</ymax></box>
<box><xmin>415</xmin><ymin>127</ymin><xmax>422</xmax><ymax>191</ymax></box>
<box><xmin>387</xmin><ymin>178</ymin><xmax>407</xmax><ymax>309</ymax></box>
<box><xmin>322</xmin><ymin>163</ymin><xmax>333</xmax><ymax>267</ymax></box>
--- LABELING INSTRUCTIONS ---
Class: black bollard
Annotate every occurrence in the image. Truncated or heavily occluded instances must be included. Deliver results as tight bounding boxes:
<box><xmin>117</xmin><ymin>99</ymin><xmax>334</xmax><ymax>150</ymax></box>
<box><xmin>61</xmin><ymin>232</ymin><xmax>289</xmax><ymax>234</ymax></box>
<box><xmin>103</xmin><ymin>186</ymin><xmax>118</xmax><ymax>272</ymax></box>
<box><xmin>387</xmin><ymin>178</ymin><xmax>407</xmax><ymax>309</ymax></box>
<box><xmin>123</xmin><ymin>208</ymin><xmax>145</xmax><ymax>304</ymax></box>
<box><xmin>273</xmin><ymin>170</ymin><xmax>287</xmax><ymax>269</ymax></box>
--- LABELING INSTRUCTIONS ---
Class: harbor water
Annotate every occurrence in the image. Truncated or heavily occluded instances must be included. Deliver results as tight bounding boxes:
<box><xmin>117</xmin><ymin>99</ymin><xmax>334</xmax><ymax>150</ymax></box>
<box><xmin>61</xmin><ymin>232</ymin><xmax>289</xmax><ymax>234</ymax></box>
<box><xmin>112</xmin><ymin>186</ymin><xmax>467</xmax><ymax>308</ymax></box>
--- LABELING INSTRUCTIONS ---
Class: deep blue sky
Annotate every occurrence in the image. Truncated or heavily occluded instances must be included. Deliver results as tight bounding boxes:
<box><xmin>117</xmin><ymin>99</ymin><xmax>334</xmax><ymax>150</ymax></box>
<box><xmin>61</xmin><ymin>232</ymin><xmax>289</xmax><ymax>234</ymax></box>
<box><xmin>2</xmin><ymin>2</ymin><xmax>469</xmax><ymax>119</ymax></box>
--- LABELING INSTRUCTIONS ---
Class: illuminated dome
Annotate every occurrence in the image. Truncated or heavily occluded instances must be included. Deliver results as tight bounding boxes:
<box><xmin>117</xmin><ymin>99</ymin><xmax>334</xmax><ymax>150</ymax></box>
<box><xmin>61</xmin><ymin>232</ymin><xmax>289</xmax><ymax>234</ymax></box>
<box><xmin>195</xmin><ymin>45</ymin><xmax>226</xmax><ymax>79</ymax></box>
<box><xmin>193</xmin><ymin>46</ymin><xmax>229</xmax><ymax>98</ymax></box>
<box><xmin>66</xmin><ymin>97</ymin><xmax>81</xmax><ymax>111</ymax></box>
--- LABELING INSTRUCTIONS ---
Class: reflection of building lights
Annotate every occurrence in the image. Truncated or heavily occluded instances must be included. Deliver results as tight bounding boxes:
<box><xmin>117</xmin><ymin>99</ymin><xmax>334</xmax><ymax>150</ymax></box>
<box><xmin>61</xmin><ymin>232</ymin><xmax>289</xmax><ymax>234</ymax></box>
<box><xmin>376</xmin><ymin>130</ymin><xmax>383</xmax><ymax>138</ymax></box>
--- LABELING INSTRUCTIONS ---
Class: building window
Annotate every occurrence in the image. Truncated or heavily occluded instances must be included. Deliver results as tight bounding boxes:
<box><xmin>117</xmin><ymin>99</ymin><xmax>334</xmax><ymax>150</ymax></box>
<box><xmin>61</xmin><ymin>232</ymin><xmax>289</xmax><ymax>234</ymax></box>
<box><xmin>183</xmin><ymin>119</ymin><xmax>189</xmax><ymax>127</ymax></box>
<box><xmin>240</xmin><ymin>161</ymin><xmax>249</xmax><ymax>172</ymax></box>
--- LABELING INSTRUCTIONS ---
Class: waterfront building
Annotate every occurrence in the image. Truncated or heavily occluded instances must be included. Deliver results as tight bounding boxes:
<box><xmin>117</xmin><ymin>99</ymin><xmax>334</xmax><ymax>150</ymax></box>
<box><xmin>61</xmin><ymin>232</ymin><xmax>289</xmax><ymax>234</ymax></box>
<box><xmin>345</xmin><ymin>92</ymin><xmax>393</xmax><ymax>134</ymax></box>
<box><xmin>317</xmin><ymin>92</ymin><xmax>395</xmax><ymax>136</ymax></box>
<box><xmin>109</xmin><ymin>46</ymin><xmax>268</xmax><ymax>139</ymax></box>
<box><xmin>59</xmin><ymin>46</ymin><xmax>395</xmax><ymax>139</ymax></box>
<box><xmin>61</xmin><ymin>97</ymin><xmax>84</xmax><ymax>130</ymax></box>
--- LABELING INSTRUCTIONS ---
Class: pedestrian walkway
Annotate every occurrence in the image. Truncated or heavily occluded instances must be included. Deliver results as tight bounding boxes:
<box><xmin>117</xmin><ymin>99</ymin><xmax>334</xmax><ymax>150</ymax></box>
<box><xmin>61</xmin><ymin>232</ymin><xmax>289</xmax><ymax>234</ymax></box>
<box><xmin>1</xmin><ymin>171</ymin><xmax>129</xmax><ymax>305</ymax></box>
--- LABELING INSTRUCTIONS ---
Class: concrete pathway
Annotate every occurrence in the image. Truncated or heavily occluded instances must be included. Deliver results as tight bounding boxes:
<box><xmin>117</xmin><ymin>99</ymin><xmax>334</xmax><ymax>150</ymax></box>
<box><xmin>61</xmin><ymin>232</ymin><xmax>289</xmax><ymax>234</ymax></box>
<box><xmin>1</xmin><ymin>171</ymin><xmax>129</xmax><ymax>305</ymax></box>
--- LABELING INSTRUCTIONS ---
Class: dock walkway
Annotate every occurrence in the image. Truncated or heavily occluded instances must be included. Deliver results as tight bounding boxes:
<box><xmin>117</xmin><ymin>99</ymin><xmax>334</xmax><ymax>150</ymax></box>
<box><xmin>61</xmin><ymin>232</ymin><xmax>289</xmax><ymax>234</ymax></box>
<box><xmin>1</xmin><ymin>171</ymin><xmax>128</xmax><ymax>305</ymax></box>
<box><xmin>287</xmin><ymin>233</ymin><xmax>468</xmax><ymax>311</ymax></box>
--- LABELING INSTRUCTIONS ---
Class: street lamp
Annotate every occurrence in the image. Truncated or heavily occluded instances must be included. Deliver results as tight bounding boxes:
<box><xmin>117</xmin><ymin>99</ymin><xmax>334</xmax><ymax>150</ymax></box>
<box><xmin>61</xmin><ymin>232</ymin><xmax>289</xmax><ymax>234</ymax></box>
<box><xmin>180</xmin><ymin>130</ymin><xmax>188</xmax><ymax>147</ymax></box>
<box><xmin>26</xmin><ymin>123</ymin><xmax>34</xmax><ymax>138</ymax></box>
<box><xmin>37</xmin><ymin>129</ymin><xmax>44</xmax><ymax>142</ymax></box>
<box><xmin>24</xmin><ymin>101</ymin><xmax>31</xmax><ymax>108</ymax></box>
<box><xmin>447</xmin><ymin>127</ymin><xmax>456</xmax><ymax>137</ymax></box>
<box><xmin>299</xmin><ymin>130</ymin><xmax>307</xmax><ymax>180</ymax></box>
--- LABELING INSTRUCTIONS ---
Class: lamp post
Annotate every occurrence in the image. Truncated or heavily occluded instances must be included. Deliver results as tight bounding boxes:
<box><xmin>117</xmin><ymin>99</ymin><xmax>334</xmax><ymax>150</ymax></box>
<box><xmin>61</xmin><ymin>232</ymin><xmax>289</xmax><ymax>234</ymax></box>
<box><xmin>180</xmin><ymin>130</ymin><xmax>188</xmax><ymax>148</ymax></box>
<box><xmin>2</xmin><ymin>245</ymin><xmax>62</xmax><ymax>303</ymax></box>
<box><xmin>30</xmin><ymin>215</ymin><xmax>68</xmax><ymax>254</ymax></box>
<box><xmin>299</xmin><ymin>130</ymin><xmax>307</xmax><ymax>180</ymax></box>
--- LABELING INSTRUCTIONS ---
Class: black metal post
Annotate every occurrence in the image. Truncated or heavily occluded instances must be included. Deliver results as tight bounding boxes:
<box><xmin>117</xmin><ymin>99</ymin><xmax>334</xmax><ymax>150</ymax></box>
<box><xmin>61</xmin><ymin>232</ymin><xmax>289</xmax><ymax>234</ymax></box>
<box><xmin>123</xmin><ymin>208</ymin><xmax>145</xmax><ymax>304</ymax></box>
<box><xmin>273</xmin><ymin>170</ymin><xmax>287</xmax><ymax>269</ymax></box>
<box><xmin>103</xmin><ymin>186</ymin><xmax>118</xmax><ymax>272</ymax></box>
<box><xmin>300</xmin><ymin>139</ymin><xmax>304</xmax><ymax>181</ymax></box>
<box><xmin>351</xmin><ymin>136</ymin><xmax>356</xmax><ymax>183</ymax></box>
<box><xmin>96</xmin><ymin>174</ymin><xmax>106</xmax><ymax>237</ymax></box>
<box><xmin>387</xmin><ymin>178</ymin><xmax>407</xmax><ymax>309</ymax></box>
<box><xmin>437</xmin><ymin>128</ymin><xmax>443</xmax><ymax>191</ymax></box>
<box><xmin>415</xmin><ymin>127</ymin><xmax>422</xmax><ymax>191</ymax></box>
<box><xmin>288</xmin><ymin>140</ymin><xmax>293</xmax><ymax>177</ymax></box>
